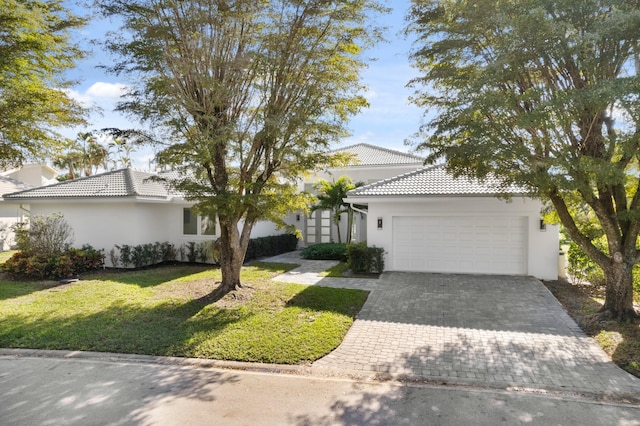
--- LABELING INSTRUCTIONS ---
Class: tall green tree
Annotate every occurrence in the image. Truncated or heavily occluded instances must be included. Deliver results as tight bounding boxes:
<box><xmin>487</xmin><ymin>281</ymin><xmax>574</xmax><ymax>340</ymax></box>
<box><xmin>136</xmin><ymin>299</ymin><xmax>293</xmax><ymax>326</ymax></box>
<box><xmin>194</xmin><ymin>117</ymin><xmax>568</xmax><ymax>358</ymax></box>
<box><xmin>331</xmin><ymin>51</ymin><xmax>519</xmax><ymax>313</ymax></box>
<box><xmin>0</xmin><ymin>0</ymin><xmax>87</xmax><ymax>167</ymax></box>
<box><xmin>312</xmin><ymin>176</ymin><xmax>363</xmax><ymax>243</ymax></box>
<box><xmin>408</xmin><ymin>0</ymin><xmax>640</xmax><ymax>320</ymax></box>
<box><xmin>100</xmin><ymin>0</ymin><xmax>385</xmax><ymax>296</ymax></box>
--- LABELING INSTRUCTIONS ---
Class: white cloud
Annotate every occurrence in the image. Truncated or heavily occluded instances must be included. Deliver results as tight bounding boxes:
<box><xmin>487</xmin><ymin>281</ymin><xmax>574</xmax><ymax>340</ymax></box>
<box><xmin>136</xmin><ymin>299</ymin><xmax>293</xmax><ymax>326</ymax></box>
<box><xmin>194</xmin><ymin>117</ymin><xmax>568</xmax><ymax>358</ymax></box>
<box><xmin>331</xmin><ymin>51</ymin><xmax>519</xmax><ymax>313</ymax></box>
<box><xmin>60</xmin><ymin>88</ymin><xmax>94</xmax><ymax>107</ymax></box>
<box><xmin>86</xmin><ymin>82</ymin><xmax>130</xmax><ymax>99</ymax></box>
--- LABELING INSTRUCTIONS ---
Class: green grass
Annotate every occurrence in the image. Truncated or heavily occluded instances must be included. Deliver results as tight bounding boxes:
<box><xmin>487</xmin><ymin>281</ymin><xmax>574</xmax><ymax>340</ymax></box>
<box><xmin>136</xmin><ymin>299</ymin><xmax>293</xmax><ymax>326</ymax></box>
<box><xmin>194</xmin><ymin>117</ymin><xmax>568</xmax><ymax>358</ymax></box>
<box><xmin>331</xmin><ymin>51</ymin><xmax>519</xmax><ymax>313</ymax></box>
<box><xmin>318</xmin><ymin>262</ymin><xmax>351</xmax><ymax>277</ymax></box>
<box><xmin>319</xmin><ymin>262</ymin><xmax>381</xmax><ymax>279</ymax></box>
<box><xmin>0</xmin><ymin>262</ymin><xmax>369</xmax><ymax>364</ymax></box>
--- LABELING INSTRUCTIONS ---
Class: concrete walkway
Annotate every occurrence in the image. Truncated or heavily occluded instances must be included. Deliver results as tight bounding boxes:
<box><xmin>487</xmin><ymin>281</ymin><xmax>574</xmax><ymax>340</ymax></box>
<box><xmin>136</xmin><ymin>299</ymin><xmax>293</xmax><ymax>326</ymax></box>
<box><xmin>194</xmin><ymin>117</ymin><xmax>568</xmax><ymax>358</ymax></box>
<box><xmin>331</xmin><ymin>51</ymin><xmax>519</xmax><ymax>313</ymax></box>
<box><xmin>265</xmin><ymin>251</ymin><xmax>640</xmax><ymax>399</ymax></box>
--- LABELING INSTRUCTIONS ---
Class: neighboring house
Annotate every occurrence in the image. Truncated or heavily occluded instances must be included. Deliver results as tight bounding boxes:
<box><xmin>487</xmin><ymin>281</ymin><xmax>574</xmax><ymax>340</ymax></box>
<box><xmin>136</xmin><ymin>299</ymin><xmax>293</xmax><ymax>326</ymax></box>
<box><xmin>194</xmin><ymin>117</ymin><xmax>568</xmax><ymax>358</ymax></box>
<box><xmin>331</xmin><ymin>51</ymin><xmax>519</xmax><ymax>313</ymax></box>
<box><xmin>2</xmin><ymin>168</ymin><xmax>284</xmax><ymax>266</ymax></box>
<box><xmin>0</xmin><ymin>164</ymin><xmax>58</xmax><ymax>250</ymax></box>
<box><xmin>0</xmin><ymin>177</ymin><xmax>32</xmax><ymax>250</ymax></box>
<box><xmin>0</xmin><ymin>163</ymin><xmax>58</xmax><ymax>187</ymax></box>
<box><xmin>344</xmin><ymin>165</ymin><xmax>559</xmax><ymax>280</ymax></box>
<box><xmin>299</xmin><ymin>143</ymin><xmax>425</xmax><ymax>245</ymax></box>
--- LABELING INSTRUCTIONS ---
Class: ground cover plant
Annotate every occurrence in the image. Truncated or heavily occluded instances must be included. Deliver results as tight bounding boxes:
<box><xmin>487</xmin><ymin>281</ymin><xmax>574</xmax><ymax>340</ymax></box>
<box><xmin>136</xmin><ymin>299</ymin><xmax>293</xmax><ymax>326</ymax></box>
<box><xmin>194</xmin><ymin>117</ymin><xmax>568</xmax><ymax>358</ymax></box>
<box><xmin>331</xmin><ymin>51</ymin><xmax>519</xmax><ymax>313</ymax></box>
<box><xmin>0</xmin><ymin>262</ymin><xmax>368</xmax><ymax>363</ymax></box>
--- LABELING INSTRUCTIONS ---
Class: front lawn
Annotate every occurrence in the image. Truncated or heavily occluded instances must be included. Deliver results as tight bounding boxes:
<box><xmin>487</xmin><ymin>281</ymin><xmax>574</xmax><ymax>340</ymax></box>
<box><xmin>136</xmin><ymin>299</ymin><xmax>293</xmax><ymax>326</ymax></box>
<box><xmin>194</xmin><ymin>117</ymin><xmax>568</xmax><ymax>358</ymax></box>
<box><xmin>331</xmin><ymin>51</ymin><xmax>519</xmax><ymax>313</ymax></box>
<box><xmin>0</xmin><ymin>262</ymin><xmax>368</xmax><ymax>364</ymax></box>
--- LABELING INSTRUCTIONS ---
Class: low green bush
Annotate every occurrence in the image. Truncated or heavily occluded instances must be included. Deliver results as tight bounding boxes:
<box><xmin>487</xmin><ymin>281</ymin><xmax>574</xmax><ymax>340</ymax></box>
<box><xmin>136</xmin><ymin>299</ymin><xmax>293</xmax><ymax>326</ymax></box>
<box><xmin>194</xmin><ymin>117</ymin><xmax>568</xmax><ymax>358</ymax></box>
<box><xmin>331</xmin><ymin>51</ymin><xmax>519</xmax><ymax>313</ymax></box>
<box><xmin>301</xmin><ymin>243</ymin><xmax>347</xmax><ymax>261</ymax></box>
<box><xmin>347</xmin><ymin>242</ymin><xmax>384</xmax><ymax>274</ymax></box>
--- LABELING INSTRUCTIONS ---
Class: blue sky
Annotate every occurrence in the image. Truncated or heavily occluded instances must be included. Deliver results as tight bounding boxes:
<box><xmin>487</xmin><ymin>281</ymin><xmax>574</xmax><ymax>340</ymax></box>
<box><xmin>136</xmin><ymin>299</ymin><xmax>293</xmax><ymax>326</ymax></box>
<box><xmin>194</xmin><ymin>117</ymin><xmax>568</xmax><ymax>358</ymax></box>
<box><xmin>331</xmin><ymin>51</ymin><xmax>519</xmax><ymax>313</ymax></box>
<box><xmin>62</xmin><ymin>0</ymin><xmax>425</xmax><ymax>168</ymax></box>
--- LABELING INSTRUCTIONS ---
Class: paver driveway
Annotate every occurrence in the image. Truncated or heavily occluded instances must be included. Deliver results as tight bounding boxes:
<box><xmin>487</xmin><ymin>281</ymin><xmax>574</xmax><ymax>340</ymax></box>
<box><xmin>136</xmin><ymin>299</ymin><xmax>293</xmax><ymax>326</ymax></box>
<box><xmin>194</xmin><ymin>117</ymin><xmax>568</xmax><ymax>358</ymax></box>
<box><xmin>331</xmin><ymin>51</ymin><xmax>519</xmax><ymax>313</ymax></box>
<box><xmin>266</xmin><ymin>252</ymin><xmax>640</xmax><ymax>398</ymax></box>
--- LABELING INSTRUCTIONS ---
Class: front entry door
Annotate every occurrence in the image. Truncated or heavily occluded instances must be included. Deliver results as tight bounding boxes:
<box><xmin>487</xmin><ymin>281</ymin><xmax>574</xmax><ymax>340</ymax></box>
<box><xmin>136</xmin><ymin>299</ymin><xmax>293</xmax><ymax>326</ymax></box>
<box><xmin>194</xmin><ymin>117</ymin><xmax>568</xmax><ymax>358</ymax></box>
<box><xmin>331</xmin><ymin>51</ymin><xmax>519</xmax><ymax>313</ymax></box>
<box><xmin>306</xmin><ymin>210</ymin><xmax>331</xmax><ymax>244</ymax></box>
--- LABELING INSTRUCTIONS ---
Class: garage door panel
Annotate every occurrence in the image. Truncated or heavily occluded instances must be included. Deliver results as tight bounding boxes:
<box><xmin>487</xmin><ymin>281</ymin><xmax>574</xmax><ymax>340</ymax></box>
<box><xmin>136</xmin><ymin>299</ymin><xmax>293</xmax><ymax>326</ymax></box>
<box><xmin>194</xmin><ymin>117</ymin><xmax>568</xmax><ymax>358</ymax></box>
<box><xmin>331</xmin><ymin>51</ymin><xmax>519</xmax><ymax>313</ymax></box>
<box><xmin>393</xmin><ymin>216</ymin><xmax>527</xmax><ymax>275</ymax></box>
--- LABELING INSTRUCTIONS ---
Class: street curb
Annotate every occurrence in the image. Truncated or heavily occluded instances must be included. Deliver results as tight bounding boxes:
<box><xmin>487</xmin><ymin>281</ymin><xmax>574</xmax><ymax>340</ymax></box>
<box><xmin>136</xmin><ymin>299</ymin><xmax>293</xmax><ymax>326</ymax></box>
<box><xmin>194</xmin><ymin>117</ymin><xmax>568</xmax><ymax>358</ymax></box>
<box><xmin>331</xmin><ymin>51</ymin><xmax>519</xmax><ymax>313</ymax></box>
<box><xmin>2</xmin><ymin>348</ymin><xmax>639</xmax><ymax>407</ymax></box>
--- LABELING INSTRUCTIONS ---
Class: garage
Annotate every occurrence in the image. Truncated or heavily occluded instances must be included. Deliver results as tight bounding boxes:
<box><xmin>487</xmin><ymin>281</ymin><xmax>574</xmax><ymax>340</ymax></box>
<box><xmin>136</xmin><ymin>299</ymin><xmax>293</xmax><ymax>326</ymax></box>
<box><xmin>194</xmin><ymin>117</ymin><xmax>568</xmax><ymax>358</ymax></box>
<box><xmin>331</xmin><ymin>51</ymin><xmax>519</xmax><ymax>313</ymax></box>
<box><xmin>392</xmin><ymin>216</ymin><xmax>527</xmax><ymax>275</ymax></box>
<box><xmin>344</xmin><ymin>165</ymin><xmax>560</xmax><ymax>280</ymax></box>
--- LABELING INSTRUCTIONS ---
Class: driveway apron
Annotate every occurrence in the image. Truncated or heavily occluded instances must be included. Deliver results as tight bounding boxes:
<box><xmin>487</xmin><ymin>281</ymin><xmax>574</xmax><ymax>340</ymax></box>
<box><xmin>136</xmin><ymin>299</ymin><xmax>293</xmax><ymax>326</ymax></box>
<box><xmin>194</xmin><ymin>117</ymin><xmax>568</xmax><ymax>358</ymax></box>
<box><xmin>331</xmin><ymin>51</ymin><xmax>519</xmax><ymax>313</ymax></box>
<box><xmin>265</xmin><ymin>253</ymin><xmax>640</xmax><ymax>397</ymax></box>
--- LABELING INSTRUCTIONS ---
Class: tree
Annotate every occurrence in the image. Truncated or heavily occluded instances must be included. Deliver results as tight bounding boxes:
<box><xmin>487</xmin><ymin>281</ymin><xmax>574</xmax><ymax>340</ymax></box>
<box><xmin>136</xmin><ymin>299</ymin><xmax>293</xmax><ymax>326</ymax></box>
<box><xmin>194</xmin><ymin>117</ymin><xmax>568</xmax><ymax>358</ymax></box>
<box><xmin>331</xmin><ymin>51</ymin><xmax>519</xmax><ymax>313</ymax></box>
<box><xmin>0</xmin><ymin>0</ymin><xmax>87</xmax><ymax>167</ymax></box>
<box><xmin>53</xmin><ymin>132</ymin><xmax>107</xmax><ymax>179</ymax></box>
<box><xmin>312</xmin><ymin>176</ymin><xmax>363</xmax><ymax>243</ymax></box>
<box><xmin>99</xmin><ymin>0</ymin><xmax>385</xmax><ymax>296</ymax></box>
<box><xmin>408</xmin><ymin>0</ymin><xmax>640</xmax><ymax>320</ymax></box>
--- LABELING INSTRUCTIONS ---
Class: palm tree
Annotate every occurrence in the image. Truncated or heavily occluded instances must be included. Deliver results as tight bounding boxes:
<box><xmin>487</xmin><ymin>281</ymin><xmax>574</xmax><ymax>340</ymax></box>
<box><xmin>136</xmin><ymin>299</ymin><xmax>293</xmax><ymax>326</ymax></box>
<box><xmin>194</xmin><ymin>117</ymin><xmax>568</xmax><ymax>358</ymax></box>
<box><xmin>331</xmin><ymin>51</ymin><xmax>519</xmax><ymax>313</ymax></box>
<box><xmin>52</xmin><ymin>137</ymin><xmax>84</xmax><ymax>180</ymax></box>
<box><xmin>311</xmin><ymin>176</ymin><xmax>363</xmax><ymax>244</ymax></box>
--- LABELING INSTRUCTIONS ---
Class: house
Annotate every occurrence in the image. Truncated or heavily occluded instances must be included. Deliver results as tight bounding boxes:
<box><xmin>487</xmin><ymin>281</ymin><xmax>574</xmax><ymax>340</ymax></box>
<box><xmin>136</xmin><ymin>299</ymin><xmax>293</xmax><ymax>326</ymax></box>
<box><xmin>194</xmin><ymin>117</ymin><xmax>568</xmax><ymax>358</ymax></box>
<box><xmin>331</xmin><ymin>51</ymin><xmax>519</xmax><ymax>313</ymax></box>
<box><xmin>0</xmin><ymin>163</ymin><xmax>59</xmax><ymax>187</ymax></box>
<box><xmin>298</xmin><ymin>143</ymin><xmax>425</xmax><ymax>245</ymax></box>
<box><xmin>0</xmin><ymin>164</ymin><xmax>59</xmax><ymax>250</ymax></box>
<box><xmin>344</xmin><ymin>165</ymin><xmax>559</xmax><ymax>280</ymax></box>
<box><xmin>2</xmin><ymin>168</ymin><xmax>283</xmax><ymax>266</ymax></box>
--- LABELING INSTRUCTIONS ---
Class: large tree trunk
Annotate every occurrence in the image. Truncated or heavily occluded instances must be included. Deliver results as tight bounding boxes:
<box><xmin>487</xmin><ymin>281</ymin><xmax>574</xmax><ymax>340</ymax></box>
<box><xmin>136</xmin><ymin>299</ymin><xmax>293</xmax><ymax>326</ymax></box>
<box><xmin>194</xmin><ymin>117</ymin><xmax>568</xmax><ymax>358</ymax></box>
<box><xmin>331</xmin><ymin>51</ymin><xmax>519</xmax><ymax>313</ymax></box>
<box><xmin>601</xmin><ymin>258</ymin><xmax>638</xmax><ymax>321</ymax></box>
<box><xmin>216</xmin><ymin>219</ymin><xmax>247</xmax><ymax>297</ymax></box>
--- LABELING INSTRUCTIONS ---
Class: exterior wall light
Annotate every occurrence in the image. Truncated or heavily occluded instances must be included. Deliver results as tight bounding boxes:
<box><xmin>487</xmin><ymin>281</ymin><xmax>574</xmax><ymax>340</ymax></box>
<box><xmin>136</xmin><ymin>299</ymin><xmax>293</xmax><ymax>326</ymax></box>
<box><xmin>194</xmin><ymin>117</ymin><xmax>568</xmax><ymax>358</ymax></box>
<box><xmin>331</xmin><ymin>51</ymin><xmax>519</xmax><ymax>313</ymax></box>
<box><xmin>296</xmin><ymin>214</ymin><xmax>301</xmax><ymax>222</ymax></box>
<box><xmin>377</xmin><ymin>217</ymin><xmax>383</xmax><ymax>229</ymax></box>
<box><xmin>540</xmin><ymin>219</ymin><xmax>546</xmax><ymax>231</ymax></box>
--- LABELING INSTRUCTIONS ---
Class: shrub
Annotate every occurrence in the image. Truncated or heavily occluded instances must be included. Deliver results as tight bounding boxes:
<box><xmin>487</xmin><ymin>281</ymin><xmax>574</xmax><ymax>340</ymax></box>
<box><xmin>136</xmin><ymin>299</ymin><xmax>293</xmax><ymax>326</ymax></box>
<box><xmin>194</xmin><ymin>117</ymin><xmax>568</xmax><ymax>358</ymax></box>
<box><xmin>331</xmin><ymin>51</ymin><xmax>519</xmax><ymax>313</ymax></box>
<box><xmin>301</xmin><ymin>243</ymin><xmax>347</xmax><ymax>261</ymax></box>
<box><xmin>2</xmin><ymin>245</ymin><xmax>103</xmax><ymax>280</ymax></box>
<box><xmin>567</xmin><ymin>241</ymin><xmax>606</xmax><ymax>286</ymax></box>
<box><xmin>109</xmin><ymin>248</ymin><xmax>120</xmax><ymax>268</ymax></box>
<box><xmin>347</xmin><ymin>242</ymin><xmax>384</xmax><ymax>274</ymax></box>
<box><xmin>186</xmin><ymin>242</ymin><xmax>198</xmax><ymax>263</ymax></box>
<box><xmin>245</xmin><ymin>234</ymin><xmax>299</xmax><ymax>261</ymax></box>
<box><xmin>111</xmin><ymin>242</ymin><xmax>176</xmax><ymax>268</ymax></box>
<box><xmin>67</xmin><ymin>245</ymin><xmax>104</xmax><ymax>273</ymax></box>
<box><xmin>13</xmin><ymin>213</ymin><xmax>74</xmax><ymax>256</ymax></box>
<box><xmin>159</xmin><ymin>242</ymin><xmax>176</xmax><ymax>262</ymax></box>
<box><xmin>117</xmin><ymin>244</ymin><xmax>132</xmax><ymax>268</ymax></box>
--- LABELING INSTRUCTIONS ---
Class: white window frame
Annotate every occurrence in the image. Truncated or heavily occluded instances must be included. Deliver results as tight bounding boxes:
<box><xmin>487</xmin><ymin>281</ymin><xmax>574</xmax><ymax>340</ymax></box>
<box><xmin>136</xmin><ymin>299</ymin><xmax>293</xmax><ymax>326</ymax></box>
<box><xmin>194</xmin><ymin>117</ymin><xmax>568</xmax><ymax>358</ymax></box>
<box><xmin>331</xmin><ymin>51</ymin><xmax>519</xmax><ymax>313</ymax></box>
<box><xmin>182</xmin><ymin>207</ymin><xmax>218</xmax><ymax>237</ymax></box>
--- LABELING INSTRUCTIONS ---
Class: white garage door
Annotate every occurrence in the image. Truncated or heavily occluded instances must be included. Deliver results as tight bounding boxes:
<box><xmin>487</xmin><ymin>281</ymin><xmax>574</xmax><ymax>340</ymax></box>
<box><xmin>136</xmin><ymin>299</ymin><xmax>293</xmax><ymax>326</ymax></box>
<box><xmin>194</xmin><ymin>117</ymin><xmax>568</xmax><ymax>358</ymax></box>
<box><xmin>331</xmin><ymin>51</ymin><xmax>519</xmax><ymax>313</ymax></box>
<box><xmin>393</xmin><ymin>216</ymin><xmax>528</xmax><ymax>275</ymax></box>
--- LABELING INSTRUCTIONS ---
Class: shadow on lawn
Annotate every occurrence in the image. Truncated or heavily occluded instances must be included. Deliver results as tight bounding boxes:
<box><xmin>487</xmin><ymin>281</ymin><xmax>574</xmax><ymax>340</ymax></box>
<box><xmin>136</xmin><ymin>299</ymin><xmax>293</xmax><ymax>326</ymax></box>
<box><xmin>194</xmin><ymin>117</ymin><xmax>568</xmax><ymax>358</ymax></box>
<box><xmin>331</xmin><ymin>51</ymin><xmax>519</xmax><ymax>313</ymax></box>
<box><xmin>285</xmin><ymin>285</ymin><xmax>368</xmax><ymax>317</ymax></box>
<box><xmin>0</xmin><ymin>291</ymin><xmax>250</xmax><ymax>357</ymax></box>
<box><xmin>82</xmin><ymin>263</ymin><xmax>215</xmax><ymax>287</ymax></box>
<box><xmin>0</xmin><ymin>276</ymin><xmax>69</xmax><ymax>301</ymax></box>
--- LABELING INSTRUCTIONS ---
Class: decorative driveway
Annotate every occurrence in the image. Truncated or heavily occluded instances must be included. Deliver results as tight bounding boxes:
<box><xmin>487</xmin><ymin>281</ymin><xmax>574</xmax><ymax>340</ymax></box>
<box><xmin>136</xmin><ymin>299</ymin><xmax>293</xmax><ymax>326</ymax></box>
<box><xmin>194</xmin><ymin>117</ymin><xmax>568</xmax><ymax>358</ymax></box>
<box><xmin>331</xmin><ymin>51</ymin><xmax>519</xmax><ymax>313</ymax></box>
<box><xmin>266</xmin><ymin>252</ymin><xmax>640</xmax><ymax>398</ymax></box>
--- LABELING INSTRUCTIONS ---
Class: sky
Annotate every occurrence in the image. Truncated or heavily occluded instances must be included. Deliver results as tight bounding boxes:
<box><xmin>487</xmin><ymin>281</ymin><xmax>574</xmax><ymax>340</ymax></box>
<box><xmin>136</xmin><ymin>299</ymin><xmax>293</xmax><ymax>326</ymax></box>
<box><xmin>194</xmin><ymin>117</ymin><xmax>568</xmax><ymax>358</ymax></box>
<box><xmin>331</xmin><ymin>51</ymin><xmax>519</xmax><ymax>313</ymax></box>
<box><xmin>61</xmin><ymin>0</ymin><xmax>426</xmax><ymax>169</ymax></box>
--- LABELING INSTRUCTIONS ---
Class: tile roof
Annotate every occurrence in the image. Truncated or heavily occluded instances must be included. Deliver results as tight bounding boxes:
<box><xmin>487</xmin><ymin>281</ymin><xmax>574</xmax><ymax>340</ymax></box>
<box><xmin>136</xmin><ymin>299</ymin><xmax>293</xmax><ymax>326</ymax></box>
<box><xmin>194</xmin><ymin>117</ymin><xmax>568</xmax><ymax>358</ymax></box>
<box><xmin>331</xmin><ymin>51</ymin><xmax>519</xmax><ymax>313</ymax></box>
<box><xmin>347</xmin><ymin>165</ymin><xmax>529</xmax><ymax>197</ymax></box>
<box><xmin>332</xmin><ymin>143</ymin><xmax>424</xmax><ymax>166</ymax></box>
<box><xmin>3</xmin><ymin>168</ymin><xmax>175</xmax><ymax>200</ymax></box>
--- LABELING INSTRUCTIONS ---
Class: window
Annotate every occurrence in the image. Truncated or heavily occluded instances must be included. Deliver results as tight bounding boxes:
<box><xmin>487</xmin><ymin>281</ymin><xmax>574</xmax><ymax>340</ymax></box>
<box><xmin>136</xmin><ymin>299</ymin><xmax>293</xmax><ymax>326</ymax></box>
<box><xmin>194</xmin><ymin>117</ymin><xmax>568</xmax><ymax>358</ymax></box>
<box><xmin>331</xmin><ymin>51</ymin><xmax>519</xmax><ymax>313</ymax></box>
<box><xmin>183</xmin><ymin>208</ymin><xmax>216</xmax><ymax>236</ymax></box>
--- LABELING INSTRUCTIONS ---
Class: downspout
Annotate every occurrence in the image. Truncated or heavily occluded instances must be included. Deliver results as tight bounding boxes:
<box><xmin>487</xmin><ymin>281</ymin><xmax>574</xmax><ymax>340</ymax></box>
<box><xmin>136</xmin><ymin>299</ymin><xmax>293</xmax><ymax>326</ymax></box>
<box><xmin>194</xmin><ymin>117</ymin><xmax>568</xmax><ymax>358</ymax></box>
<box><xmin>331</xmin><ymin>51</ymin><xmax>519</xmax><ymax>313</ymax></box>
<box><xmin>348</xmin><ymin>202</ymin><xmax>367</xmax><ymax>243</ymax></box>
<box><xmin>349</xmin><ymin>203</ymin><xmax>367</xmax><ymax>216</ymax></box>
<box><xmin>19</xmin><ymin>203</ymin><xmax>30</xmax><ymax>220</ymax></box>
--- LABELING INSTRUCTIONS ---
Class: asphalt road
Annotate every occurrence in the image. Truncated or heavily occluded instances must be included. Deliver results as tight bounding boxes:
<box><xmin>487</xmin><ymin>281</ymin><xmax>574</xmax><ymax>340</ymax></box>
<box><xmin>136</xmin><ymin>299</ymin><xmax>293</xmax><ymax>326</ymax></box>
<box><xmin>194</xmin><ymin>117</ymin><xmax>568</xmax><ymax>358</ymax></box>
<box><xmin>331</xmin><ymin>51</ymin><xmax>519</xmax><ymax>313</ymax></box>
<box><xmin>1</xmin><ymin>352</ymin><xmax>639</xmax><ymax>426</ymax></box>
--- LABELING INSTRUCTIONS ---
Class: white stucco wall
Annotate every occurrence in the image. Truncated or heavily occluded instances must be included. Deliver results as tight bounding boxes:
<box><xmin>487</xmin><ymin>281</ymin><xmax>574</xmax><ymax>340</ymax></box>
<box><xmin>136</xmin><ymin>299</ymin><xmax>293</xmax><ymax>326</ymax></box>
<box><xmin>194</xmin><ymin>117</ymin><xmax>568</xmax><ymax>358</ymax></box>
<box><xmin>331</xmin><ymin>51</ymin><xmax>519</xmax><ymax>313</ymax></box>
<box><xmin>360</xmin><ymin>196</ymin><xmax>559</xmax><ymax>280</ymax></box>
<box><xmin>24</xmin><ymin>199</ymin><xmax>293</xmax><ymax>266</ymax></box>
<box><xmin>0</xmin><ymin>202</ymin><xmax>26</xmax><ymax>250</ymax></box>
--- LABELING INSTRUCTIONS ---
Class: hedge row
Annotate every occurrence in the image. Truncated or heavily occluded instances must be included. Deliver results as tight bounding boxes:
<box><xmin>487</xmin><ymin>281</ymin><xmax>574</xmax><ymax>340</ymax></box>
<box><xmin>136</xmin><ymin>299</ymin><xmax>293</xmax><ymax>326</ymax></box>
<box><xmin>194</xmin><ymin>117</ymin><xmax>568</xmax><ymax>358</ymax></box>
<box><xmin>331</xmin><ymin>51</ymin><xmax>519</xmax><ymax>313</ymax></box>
<box><xmin>244</xmin><ymin>234</ymin><xmax>299</xmax><ymax>262</ymax></box>
<box><xmin>300</xmin><ymin>243</ymin><xmax>348</xmax><ymax>261</ymax></box>
<box><xmin>301</xmin><ymin>242</ymin><xmax>385</xmax><ymax>274</ymax></box>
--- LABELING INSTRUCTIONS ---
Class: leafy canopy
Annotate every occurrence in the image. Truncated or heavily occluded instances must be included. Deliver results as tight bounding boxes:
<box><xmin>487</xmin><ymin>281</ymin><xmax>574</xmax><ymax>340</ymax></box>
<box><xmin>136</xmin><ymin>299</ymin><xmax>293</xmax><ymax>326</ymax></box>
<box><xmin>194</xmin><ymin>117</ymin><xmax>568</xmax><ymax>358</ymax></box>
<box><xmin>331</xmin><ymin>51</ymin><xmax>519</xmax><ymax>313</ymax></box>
<box><xmin>0</xmin><ymin>0</ymin><xmax>87</xmax><ymax>167</ymax></box>
<box><xmin>99</xmin><ymin>0</ymin><xmax>386</xmax><ymax>291</ymax></box>
<box><xmin>101</xmin><ymin>0</ymin><xmax>385</xmax><ymax>225</ymax></box>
